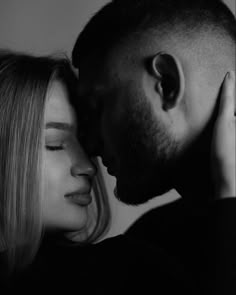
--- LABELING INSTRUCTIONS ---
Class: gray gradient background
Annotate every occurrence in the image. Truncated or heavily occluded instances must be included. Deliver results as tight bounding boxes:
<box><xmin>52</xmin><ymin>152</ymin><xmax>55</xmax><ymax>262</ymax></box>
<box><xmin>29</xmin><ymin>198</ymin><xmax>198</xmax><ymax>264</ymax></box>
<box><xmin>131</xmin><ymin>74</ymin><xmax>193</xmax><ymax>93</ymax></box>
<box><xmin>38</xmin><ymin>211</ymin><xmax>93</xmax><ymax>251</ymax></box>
<box><xmin>0</xmin><ymin>0</ymin><xmax>234</xmax><ymax>238</ymax></box>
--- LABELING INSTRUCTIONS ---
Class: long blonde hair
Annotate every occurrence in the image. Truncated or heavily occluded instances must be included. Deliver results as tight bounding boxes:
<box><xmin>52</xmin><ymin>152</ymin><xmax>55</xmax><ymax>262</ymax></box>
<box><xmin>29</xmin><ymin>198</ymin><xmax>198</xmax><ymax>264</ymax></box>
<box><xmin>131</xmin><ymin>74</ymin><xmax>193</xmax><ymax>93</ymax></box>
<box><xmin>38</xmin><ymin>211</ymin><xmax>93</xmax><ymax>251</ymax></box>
<box><xmin>0</xmin><ymin>50</ymin><xmax>110</xmax><ymax>275</ymax></box>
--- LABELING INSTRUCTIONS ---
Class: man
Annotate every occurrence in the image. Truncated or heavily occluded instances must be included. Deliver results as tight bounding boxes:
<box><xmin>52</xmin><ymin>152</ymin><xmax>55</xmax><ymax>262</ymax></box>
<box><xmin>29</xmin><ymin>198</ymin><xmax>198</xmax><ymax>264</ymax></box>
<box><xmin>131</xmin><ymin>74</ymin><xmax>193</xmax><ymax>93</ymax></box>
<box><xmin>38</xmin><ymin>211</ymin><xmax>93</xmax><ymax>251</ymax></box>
<box><xmin>72</xmin><ymin>0</ymin><xmax>235</xmax><ymax>293</ymax></box>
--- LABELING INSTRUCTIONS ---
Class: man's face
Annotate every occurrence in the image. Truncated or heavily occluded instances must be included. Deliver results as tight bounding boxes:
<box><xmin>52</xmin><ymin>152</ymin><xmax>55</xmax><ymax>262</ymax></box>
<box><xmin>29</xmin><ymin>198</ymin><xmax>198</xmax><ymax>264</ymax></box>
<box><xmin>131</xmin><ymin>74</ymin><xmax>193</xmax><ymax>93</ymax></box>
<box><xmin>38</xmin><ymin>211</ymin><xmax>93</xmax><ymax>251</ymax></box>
<box><xmin>77</xmin><ymin>53</ymin><xmax>179</xmax><ymax>205</ymax></box>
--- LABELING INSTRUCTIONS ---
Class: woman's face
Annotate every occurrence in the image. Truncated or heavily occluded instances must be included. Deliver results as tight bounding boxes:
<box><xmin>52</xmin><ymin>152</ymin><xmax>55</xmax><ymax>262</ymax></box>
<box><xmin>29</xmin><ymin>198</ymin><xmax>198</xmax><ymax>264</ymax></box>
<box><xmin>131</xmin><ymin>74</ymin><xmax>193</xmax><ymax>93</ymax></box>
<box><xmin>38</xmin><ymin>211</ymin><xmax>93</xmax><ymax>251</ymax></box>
<box><xmin>42</xmin><ymin>80</ymin><xmax>95</xmax><ymax>234</ymax></box>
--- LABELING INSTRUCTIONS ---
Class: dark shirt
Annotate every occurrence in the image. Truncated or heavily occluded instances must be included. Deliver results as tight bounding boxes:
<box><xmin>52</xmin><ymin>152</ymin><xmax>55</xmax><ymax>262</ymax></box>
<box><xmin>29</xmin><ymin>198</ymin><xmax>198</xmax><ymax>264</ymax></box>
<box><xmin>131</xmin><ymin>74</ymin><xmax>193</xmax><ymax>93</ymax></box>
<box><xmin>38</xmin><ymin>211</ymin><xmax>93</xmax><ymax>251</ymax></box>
<box><xmin>2</xmin><ymin>198</ymin><xmax>236</xmax><ymax>294</ymax></box>
<box><xmin>125</xmin><ymin>198</ymin><xmax>236</xmax><ymax>294</ymax></box>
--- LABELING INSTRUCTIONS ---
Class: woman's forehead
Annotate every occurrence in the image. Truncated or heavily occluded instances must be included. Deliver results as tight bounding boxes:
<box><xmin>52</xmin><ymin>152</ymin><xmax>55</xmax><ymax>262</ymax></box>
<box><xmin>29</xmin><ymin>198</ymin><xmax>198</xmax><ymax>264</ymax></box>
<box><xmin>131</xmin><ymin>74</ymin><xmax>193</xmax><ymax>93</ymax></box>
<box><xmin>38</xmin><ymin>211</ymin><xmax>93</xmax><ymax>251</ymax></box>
<box><xmin>45</xmin><ymin>80</ymin><xmax>76</xmax><ymax>126</ymax></box>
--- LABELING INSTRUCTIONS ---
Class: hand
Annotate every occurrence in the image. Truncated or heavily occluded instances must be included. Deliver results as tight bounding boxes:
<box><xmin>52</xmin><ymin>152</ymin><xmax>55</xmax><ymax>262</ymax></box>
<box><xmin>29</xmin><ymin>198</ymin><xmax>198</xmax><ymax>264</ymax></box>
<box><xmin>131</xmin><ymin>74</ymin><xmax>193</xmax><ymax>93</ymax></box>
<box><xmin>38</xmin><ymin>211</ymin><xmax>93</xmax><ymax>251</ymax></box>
<box><xmin>211</xmin><ymin>71</ymin><xmax>235</xmax><ymax>199</ymax></box>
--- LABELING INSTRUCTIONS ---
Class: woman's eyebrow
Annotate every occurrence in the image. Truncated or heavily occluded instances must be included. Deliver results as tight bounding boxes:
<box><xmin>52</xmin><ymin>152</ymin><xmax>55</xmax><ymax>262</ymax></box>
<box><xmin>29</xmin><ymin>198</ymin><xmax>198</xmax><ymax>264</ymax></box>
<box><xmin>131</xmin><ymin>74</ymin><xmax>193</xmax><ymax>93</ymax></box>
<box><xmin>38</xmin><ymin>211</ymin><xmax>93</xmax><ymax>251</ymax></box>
<box><xmin>45</xmin><ymin>122</ymin><xmax>76</xmax><ymax>132</ymax></box>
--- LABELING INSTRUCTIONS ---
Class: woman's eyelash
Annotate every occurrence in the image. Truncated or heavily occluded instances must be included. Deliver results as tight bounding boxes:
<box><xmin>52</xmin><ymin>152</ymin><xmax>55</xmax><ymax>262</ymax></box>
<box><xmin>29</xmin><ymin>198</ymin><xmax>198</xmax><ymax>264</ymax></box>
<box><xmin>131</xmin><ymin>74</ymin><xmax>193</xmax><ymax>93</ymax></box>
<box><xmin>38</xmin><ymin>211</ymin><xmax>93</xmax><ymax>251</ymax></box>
<box><xmin>46</xmin><ymin>145</ymin><xmax>64</xmax><ymax>151</ymax></box>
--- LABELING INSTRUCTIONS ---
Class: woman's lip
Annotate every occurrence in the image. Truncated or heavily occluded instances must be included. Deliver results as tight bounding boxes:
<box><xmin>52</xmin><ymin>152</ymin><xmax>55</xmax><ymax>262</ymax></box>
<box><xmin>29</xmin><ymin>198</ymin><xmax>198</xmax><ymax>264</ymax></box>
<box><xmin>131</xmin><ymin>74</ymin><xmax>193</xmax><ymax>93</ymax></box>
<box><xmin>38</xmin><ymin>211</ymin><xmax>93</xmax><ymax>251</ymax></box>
<box><xmin>65</xmin><ymin>193</ymin><xmax>92</xmax><ymax>206</ymax></box>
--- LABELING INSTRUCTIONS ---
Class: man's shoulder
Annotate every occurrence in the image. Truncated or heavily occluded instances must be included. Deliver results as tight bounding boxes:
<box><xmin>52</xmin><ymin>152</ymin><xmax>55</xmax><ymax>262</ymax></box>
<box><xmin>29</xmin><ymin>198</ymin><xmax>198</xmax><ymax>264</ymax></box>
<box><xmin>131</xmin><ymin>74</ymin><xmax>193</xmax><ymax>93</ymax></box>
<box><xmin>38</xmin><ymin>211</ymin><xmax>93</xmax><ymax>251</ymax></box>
<box><xmin>125</xmin><ymin>198</ymin><xmax>187</xmax><ymax>240</ymax></box>
<box><xmin>93</xmin><ymin>234</ymin><xmax>195</xmax><ymax>294</ymax></box>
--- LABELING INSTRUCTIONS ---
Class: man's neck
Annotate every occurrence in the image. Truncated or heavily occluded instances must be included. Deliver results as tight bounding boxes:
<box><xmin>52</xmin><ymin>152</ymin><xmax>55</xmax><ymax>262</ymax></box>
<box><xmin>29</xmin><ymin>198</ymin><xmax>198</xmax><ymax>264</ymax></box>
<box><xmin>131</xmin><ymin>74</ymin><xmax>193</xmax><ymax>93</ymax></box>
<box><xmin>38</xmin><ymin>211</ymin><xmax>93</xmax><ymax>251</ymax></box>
<box><xmin>173</xmin><ymin>151</ymin><xmax>215</xmax><ymax>207</ymax></box>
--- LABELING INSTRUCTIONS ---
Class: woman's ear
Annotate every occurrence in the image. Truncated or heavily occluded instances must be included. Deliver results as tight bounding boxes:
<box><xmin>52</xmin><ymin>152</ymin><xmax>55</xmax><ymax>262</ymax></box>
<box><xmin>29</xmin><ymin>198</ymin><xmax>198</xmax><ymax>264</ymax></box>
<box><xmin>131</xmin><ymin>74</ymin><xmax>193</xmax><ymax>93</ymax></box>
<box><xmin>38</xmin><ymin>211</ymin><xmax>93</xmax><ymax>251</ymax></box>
<box><xmin>150</xmin><ymin>52</ymin><xmax>185</xmax><ymax>111</ymax></box>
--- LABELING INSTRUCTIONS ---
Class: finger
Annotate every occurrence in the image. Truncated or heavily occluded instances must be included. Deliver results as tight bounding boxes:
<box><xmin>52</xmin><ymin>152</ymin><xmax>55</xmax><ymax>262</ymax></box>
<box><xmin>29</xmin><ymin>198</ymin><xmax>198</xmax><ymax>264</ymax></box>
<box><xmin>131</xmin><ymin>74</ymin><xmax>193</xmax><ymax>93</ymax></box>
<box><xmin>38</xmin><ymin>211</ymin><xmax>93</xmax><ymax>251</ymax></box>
<box><xmin>219</xmin><ymin>71</ymin><xmax>235</xmax><ymax>119</ymax></box>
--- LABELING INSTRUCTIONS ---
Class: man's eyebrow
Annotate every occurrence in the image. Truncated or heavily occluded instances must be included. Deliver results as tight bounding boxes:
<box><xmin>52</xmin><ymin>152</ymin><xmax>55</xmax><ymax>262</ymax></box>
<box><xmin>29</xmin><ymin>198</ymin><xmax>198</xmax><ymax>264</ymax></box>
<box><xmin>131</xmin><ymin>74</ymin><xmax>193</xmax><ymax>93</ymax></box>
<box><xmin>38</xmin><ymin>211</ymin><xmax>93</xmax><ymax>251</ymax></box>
<box><xmin>45</xmin><ymin>122</ymin><xmax>76</xmax><ymax>132</ymax></box>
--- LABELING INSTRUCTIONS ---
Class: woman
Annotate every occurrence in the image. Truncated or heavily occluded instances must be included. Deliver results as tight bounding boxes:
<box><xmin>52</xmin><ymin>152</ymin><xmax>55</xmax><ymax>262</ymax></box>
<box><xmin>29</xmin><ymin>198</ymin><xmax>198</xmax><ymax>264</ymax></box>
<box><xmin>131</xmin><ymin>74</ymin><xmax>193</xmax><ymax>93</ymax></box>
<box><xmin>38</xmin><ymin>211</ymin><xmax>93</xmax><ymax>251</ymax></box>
<box><xmin>0</xmin><ymin>50</ymin><xmax>110</xmax><ymax>281</ymax></box>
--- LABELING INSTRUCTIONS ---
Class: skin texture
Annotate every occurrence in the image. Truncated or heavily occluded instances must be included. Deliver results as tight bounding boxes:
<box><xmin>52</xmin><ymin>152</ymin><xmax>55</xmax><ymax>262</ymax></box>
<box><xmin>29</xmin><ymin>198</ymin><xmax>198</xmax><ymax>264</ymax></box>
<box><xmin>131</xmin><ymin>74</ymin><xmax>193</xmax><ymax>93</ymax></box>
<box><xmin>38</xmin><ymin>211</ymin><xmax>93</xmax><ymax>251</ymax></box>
<box><xmin>76</xmin><ymin>29</ymin><xmax>235</xmax><ymax>205</ymax></box>
<box><xmin>42</xmin><ymin>80</ymin><xmax>95</xmax><ymax>233</ymax></box>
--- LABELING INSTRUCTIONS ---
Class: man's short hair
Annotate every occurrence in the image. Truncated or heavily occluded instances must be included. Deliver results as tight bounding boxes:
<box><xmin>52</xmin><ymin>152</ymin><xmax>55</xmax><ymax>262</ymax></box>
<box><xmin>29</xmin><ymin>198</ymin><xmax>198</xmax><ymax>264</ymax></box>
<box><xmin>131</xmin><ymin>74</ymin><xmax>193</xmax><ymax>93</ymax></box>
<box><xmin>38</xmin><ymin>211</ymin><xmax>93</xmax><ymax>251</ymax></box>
<box><xmin>72</xmin><ymin>0</ymin><xmax>236</xmax><ymax>67</ymax></box>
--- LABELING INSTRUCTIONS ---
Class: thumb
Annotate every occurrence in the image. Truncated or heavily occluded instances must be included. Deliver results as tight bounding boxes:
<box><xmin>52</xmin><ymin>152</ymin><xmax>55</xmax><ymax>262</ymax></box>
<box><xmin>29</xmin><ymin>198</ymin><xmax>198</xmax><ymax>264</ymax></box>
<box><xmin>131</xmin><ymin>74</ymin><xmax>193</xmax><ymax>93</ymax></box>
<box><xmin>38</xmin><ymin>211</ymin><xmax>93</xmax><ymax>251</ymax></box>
<box><xmin>218</xmin><ymin>71</ymin><xmax>235</xmax><ymax>120</ymax></box>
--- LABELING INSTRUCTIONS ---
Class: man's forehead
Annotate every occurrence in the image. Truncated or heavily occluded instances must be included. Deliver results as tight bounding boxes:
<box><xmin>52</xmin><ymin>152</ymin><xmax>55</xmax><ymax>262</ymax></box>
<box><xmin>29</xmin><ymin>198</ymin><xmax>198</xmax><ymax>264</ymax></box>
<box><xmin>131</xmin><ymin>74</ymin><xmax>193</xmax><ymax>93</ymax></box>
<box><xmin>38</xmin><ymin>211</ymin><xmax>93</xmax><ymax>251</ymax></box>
<box><xmin>78</xmin><ymin>50</ymin><xmax>108</xmax><ymax>69</ymax></box>
<box><xmin>77</xmin><ymin>73</ymin><xmax>107</xmax><ymax>98</ymax></box>
<box><xmin>78</xmin><ymin>56</ymin><xmax>111</xmax><ymax>86</ymax></box>
<box><xmin>78</xmin><ymin>60</ymin><xmax>105</xmax><ymax>84</ymax></box>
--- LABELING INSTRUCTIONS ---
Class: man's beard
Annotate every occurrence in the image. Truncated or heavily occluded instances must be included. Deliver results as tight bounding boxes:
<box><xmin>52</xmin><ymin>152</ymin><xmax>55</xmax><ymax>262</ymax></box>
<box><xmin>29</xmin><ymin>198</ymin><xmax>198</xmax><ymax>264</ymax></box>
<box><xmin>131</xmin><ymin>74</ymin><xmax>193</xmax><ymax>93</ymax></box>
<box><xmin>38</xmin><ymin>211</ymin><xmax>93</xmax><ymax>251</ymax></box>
<box><xmin>114</xmin><ymin>96</ymin><xmax>179</xmax><ymax>205</ymax></box>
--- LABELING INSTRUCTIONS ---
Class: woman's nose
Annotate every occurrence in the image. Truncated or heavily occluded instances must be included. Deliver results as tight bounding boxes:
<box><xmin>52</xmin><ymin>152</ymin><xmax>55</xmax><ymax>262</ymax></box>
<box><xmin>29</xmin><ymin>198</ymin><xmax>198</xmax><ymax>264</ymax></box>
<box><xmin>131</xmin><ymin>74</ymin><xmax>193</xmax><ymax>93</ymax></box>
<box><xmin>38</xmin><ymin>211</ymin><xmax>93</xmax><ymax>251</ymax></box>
<box><xmin>71</xmin><ymin>157</ymin><xmax>96</xmax><ymax>178</ymax></box>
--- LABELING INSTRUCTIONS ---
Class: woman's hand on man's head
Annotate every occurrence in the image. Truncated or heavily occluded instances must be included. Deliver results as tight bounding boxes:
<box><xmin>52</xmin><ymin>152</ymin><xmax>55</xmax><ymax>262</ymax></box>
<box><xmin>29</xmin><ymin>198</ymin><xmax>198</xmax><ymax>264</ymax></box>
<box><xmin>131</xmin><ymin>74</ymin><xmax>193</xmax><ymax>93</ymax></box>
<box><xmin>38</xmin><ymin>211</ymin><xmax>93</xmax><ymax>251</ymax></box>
<box><xmin>211</xmin><ymin>71</ymin><xmax>235</xmax><ymax>199</ymax></box>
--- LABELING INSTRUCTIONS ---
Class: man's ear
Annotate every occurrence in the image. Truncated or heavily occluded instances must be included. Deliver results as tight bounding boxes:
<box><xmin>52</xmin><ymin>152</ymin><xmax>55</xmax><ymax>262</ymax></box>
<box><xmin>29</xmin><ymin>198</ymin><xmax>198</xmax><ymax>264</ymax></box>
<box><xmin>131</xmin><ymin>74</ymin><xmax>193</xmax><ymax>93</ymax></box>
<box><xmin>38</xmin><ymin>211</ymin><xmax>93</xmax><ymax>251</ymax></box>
<box><xmin>150</xmin><ymin>52</ymin><xmax>185</xmax><ymax>111</ymax></box>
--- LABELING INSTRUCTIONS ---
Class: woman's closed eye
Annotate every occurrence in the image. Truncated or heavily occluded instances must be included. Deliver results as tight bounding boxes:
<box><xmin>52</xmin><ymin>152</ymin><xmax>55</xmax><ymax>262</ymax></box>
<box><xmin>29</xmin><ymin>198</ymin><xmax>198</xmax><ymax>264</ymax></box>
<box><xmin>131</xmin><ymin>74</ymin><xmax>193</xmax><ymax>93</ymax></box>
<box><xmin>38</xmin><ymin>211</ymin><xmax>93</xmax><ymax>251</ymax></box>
<box><xmin>46</xmin><ymin>144</ymin><xmax>64</xmax><ymax>151</ymax></box>
<box><xmin>45</xmin><ymin>130</ymin><xmax>78</xmax><ymax>153</ymax></box>
<box><xmin>45</xmin><ymin>130</ymin><xmax>69</xmax><ymax>152</ymax></box>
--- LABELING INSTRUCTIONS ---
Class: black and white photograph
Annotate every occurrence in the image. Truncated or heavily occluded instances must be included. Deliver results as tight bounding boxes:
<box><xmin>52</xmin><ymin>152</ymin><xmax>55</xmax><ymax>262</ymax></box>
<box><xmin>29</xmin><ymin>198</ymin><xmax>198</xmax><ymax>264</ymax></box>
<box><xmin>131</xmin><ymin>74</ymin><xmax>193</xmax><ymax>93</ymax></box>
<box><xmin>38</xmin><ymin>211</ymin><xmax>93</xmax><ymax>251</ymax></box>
<box><xmin>0</xmin><ymin>0</ymin><xmax>235</xmax><ymax>294</ymax></box>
